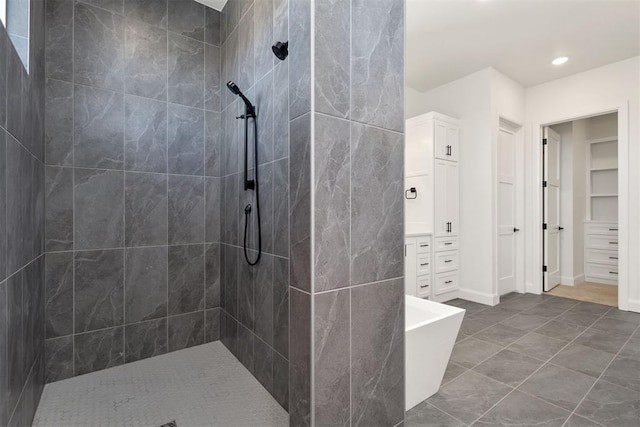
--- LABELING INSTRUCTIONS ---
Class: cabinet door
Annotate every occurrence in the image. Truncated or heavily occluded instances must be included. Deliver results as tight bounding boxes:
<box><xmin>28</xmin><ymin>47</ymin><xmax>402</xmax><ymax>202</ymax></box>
<box><xmin>446</xmin><ymin>125</ymin><xmax>459</xmax><ymax>162</ymax></box>
<box><xmin>446</xmin><ymin>162</ymin><xmax>459</xmax><ymax>235</ymax></box>
<box><xmin>404</xmin><ymin>241</ymin><xmax>417</xmax><ymax>296</ymax></box>
<box><xmin>434</xmin><ymin>161</ymin><xmax>449</xmax><ymax>237</ymax></box>
<box><xmin>434</xmin><ymin>121</ymin><xmax>449</xmax><ymax>161</ymax></box>
<box><xmin>406</xmin><ymin>119</ymin><xmax>434</xmax><ymax>176</ymax></box>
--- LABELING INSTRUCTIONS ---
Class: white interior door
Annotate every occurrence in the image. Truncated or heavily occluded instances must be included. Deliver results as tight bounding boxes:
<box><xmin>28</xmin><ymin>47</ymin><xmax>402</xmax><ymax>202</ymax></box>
<box><xmin>544</xmin><ymin>127</ymin><xmax>562</xmax><ymax>291</ymax></box>
<box><xmin>498</xmin><ymin>128</ymin><xmax>517</xmax><ymax>295</ymax></box>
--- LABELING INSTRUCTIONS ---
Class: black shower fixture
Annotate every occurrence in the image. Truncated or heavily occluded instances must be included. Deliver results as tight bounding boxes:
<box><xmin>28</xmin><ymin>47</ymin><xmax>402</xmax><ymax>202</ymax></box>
<box><xmin>272</xmin><ymin>41</ymin><xmax>288</xmax><ymax>60</ymax></box>
<box><xmin>226</xmin><ymin>81</ymin><xmax>255</xmax><ymax>117</ymax></box>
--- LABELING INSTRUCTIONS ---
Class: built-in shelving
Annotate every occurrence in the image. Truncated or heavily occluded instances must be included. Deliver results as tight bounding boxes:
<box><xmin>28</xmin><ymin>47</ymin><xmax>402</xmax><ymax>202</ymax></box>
<box><xmin>587</xmin><ymin>135</ymin><xmax>618</xmax><ymax>221</ymax></box>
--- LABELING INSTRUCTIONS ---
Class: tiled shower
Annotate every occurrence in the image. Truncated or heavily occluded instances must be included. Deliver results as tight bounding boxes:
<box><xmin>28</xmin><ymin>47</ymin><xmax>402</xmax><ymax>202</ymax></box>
<box><xmin>1</xmin><ymin>0</ymin><xmax>405</xmax><ymax>425</ymax></box>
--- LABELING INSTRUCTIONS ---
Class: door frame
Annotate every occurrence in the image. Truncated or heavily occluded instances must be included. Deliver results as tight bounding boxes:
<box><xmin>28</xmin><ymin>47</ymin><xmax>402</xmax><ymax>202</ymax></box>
<box><xmin>496</xmin><ymin>117</ymin><xmax>524</xmax><ymax>296</ymax></box>
<box><xmin>530</xmin><ymin>104</ymin><xmax>629</xmax><ymax>310</ymax></box>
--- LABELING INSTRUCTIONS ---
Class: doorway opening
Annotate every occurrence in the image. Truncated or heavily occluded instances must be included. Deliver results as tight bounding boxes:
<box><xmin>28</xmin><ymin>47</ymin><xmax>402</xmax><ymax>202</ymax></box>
<box><xmin>542</xmin><ymin>112</ymin><xmax>619</xmax><ymax>307</ymax></box>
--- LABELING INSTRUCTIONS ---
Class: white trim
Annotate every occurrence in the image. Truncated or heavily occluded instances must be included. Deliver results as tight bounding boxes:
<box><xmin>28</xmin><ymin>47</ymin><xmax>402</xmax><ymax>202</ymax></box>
<box><xmin>559</xmin><ymin>274</ymin><xmax>585</xmax><ymax>286</ymax></box>
<box><xmin>458</xmin><ymin>288</ymin><xmax>499</xmax><ymax>306</ymax></box>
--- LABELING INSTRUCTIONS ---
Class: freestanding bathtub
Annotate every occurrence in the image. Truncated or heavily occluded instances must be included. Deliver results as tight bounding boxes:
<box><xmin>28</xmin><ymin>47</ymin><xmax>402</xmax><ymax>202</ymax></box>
<box><xmin>405</xmin><ymin>295</ymin><xmax>465</xmax><ymax>411</ymax></box>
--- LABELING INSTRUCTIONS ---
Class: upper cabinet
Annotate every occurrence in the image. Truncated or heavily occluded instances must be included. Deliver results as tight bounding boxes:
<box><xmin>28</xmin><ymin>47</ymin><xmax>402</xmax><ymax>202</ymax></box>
<box><xmin>406</xmin><ymin>113</ymin><xmax>460</xmax><ymax>177</ymax></box>
<box><xmin>435</xmin><ymin>121</ymin><xmax>460</xmax><ymax>162</ymax></box>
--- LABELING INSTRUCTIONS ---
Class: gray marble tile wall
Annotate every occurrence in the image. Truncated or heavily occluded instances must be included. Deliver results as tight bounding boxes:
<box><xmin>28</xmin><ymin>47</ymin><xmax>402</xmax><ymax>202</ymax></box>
<box><xmin>218</xmin><ymin>0</ymin><xmax>290</xmax><ymax>413</ymax></box>
<box><xmin>43</xmin><ymin>0</ymin><xmax>223</xmax><ymax>383</ymax></box>
<box><xmin>0</xmin><ymin>0</ymin><xmax>47</xmax><ymax>426</ymax></box>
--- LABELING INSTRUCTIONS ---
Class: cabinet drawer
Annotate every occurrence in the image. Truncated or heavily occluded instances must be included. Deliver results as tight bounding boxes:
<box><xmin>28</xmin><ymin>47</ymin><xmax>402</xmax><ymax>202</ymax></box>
<box><xmin>416</xmin><ymin>239</ymin><xmax>432</xmax><ymax>254</ymax></box>
<box><xmin>585</xmin><ymin>223</ymin><xmax>619</xmax><ymax>236</ymax></box>
<box><xmin>434</xmin><ymin>236</ymin><xmax>458</xmax><ymax>252</ymax></box>
<box><xmin>417</xmin><ymin>275</ymin><xmax>430</xmax><ymax>297</ymax></box>
<box><xmin>585</xmin><ymin>234</ymin><xmax>619</xmax><ymax>250</ymax></box>
<box><xmin>586</xmin><ymin>263</ymin><xmax>618</xmax><ymax>281</ymax></box>
<box><xmin>435</xmin><ymin>251</ymin><xmax>458</xmax><ymax>273</ymax></box>
<box><xmin>417</xmin><ymin>254</ymin><xmax>431</xmax><ymax>275</ymax></box>
<box><xmin>586</xmin><ymin>249</ymin><xmax>618</xmax><ymax>266</ymax></box>
<box><xmin>435</xmin><ymin>272</ymin><xmax>458</xmax><ymax>295</ymax></box>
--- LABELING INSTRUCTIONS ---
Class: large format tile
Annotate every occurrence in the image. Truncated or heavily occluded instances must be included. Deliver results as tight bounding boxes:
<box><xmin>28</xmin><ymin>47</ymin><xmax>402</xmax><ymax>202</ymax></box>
<box><xmin>534</xmin><ymin>319</ymin><xmax>586</xmax><ymax>342</ymax></box>
<box><xmin>168</xmin><ymin>175</ymin><xmax>205</xmax><ymax>244</ymax></box>
<box><xmin>351</xmin><ymin>279</ymin><xmax>404</xmax><ymax>426</ymax></box>
<box><xmin>288</xmin><ymin>0</ymin><xmax>310</xmax><ymax>119</ymax></box>
<box><xmin>556</xmin><ymin>310</ymin><xmax>602</xmax><ymax>328</ymax></box>
<box><xmin>124</xmin><ymin>0</ymin><xmax>167</xmax><ymax>28</ymax></box>
<box><xmin>253</xmin><ymin>0</ymin><xmax>273</xmax><ymax>82</ymax></box>
<box><xmin>508</xmin><ymin>332</ymin><xmax>567</xmax><ymax>361</ymax></box>
<box><xmin>406</xmin><ymin>401</ymin><xmax>465</xmax><ymax>427</ymax></box>
<box><xmin>124</xmin><ymin>20</ymin><xmax>167</xmax><ymax>100</ymax></box>
<box><xmin>167</xmin><ymin>33</ymin><xmax>205</xmax><ymax>108</ymax></box>
<box><xmin>74</xmin><ymin>2</ymin><xmax>124</xmax><ymax>92</ymax></box>
<box><xmin>44</xmin><ymin>79</ymin><xmax>73</xmax><ymax>166</ymax></box>
<box><xmin>204</xmin><ymin>44</ymin><xmax>221</xmax><ymax>112</ymax></box>
<box><xmin>167</xmin><ymin>104</ymin><xmax>205</xmax><ymax>175</ymax></box>
<box><xmin>428</xmin><ymin>371</ymin><xmax>512</xmax><ymax>425</ymax></box>
<box><xmin>168</xmin><ymin>312</ymin><xmax>204</xmax><ymax>352</ymax></box>
<box><xmin>124</xmin><ymin>172</ymin><xmax>168</xmax><ymax>247</ymax></box>
<box><xmin>168</xmin><ymin>244</ymin><xmax>205</xmax><ymax>315</ymax></box>
<box><xmin>550</xmin><ymin>343</ymin><xmax>614</xmax><ymax>378</ymax></box>
<box><xmin>205</xmin><ymin>111</ymin><xmax>221</xmax><ymax>177</ymax></box>
<box><xmin>273</xmin><ymin>61</ymin><xmax>289</xmax><ymax>160</ymax></box>
<box><xmin>450</xmin><ymin>337</ymin><xmax>502</xmax><ymax>369</ymax></box>
<box><xmin>74</xmin><ymin>168</ymin><xmax>124</xmax><ymax>250</ymax></box>
<box><xmin>474</xmin><ymin>390</ymin><xmax>570</xmax><ymax>426</ymax></box>
<box><xmin>576</xmin><ymin>379</ymin><xmax>640</xmax><ymax>427</ymax></box>
<box><xmin>124</xmin><ymin>318</ymin><xmax>167</xmax><ymax>363</ymax></box>
<box><xmin>350</xmin><ymin>122</ymin><xmax>403</xmax><ymax>285</ymax></box>
<box><xmin>168</xmin><ymin>0</ymin><xmax>204</xmax><ymax>41</ymax></box>
<box><xmin>44</xmin><ymin>166</ymin><xmax>73</xmax><ymax>251</ymax></box>
<box><xmin>253</xmin><ymin>335</ymin><xmax>273</xmax><ymax>394</ymax></box>
<box><xmin>204</xmin><ymin>243</ymin><xmax>220</xmax><ymax>309</ymax></box>
<box><xmin>44</xmin><ymin>336</ymin><xmax>73</xmax><ymax>383</ymax></box>
<box><xmin>0</xmin><ymin>280</ymin><xmax>7</xmax><ymax>424</ymax></box>
<box><xmin>442</xmin><ymin>361</ymin><xmax>467</xmax><ymax>385</ymax></box>
<box><xmin>44</xmin><ymin>252</ymin><xmax>73</xmax><ymax>338</ymax></box>
<box><xmin>289</xmin><ymin>288</ymin><xmax>311</xmax><ymax>426</ymax></box>
<box><xmin>564</xmin><ymin>414</ymin><xmax>603</xmax><ymax>427</ymax></box>
<box><xmin>74</xmin><ymin>249</ymin><xmax>124</xmax><ymax>332</ymax></box>
<box><xmin>502</xmin><ymin>313</ymin><xmax>550</xmax><ymax>332</ymax></box>
<box><xmin>601</xmin><ymin>355</ymin><xmax>640</xmax><ymax>392</ymax></box>
<box><xmin>74</xmin><ymin>327</ymin><xmax>124</xmax><ymax>376</ymax></box>
<box><xmin>473</xmin><ymin>324</ymin><xmax>528</xmax><ymax>347</ymax></box>
<box><xmin>273</xmin><ymin>257</ymin><xmax>289</xmax><ymax>358</ymax></box>
<box><xmin>272</xmin><ymin>158</ymin><xmax>289</xmax><ymax>257</ymax></box>
<box><xmin>205</xmin><ymin>308</ymin><xmax>220</xmax><ymax>343</ymax></box>
<box><xmin>518</xmin><ymin>364</ymin><xmax>596</xmax><ymax>411</ymax></box>
<box><xmin>45</xmin><ymin>0</ymin><xmax>73</xmax><ymax>81</ymax></box>
<box><xmin>6</xmin><ymin>272</ymin><xmax>23</xmax><ymax>415</ymax></box>
<box><xmin>124</xmin><ymin>247</ymin><xmax>167</xmax><ymax>323</ymax></box>
<box><xmin>590</xmin><ymin>316</ymin><xmax>639</xmax><ymax>336</ymax></box>
<box><xmin>124</xmin><ymin>95</ymin><xmax>167</xmax><ymax>173</ymax></box>
<box><xmin>254</xmin><ymin>255</ymin><xmax>273</xmax><ymax>345</ymax></box>
<box><xmin>473</xmin><ymin>349</ymin><xmax>544</xmax><ymax>387</ymax></box>
<box><xmin>574</xmin><ymin>328</ymin><xmax>631</xmax><ymax>354</ymax></box>
<box><xmin>255</xmin><ymin>71</ymin><xmax>274</xmax><ymax>165</ymax></box>
<box><xmin>204</xmin><ymin>7</ymin><xmax>221</xmax><ymax>46</ymax></box>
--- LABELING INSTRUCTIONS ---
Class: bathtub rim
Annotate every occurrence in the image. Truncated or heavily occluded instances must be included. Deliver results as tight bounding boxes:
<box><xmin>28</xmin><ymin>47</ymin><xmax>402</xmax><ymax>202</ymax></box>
<box><xmin>405</xmin><ymin>294</ymin><xmax>465</xmax><ymax>332</ymax></box>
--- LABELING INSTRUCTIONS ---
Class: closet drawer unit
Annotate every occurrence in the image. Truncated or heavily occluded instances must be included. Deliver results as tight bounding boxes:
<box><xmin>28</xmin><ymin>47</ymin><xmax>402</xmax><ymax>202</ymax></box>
<box><xmin>585</xmin><ymin>234</ymin><xmax>619</xmax><ymax>250</ymax></box>
<box><xmin>435</xmin><ymin>250</ymin><xmax>459</xmax><ymax>273</ymax></box>
<box><xmin>434</xmin><ymin>236</ymin><xmax>458</xmax><ymax>252</ymax></box>
<box><xmin>585</xmin><ymin>223</ymin><xmax>619</xmax><ymax>236</ymax></box>
<box><xmin>417</xmin><ymin>275</ymin><xmax>431</xmax><ymax>297</ymax></box>
<box><xmin>435</xmin><ymin>272</ymin><xmax>458</xmax><ymax>295</ymax></box>
<box><xmin>417</xmin><ymin>254</ymin><xmax>431</xmax><ymax>275</ymax></box>
<box><xmin>416</xmin><ymin>239</ymin><xmax>432</xmax><ymax>254</ymax></box>
<box><xmin>586</xmin><ymin>263</ymin><xmax>618</xmax><ymax>281</ymax></box>
<box><xmin>586</xmin><ymin>249</ymin><xmax>618</xmax><ymax>266</ymax></box>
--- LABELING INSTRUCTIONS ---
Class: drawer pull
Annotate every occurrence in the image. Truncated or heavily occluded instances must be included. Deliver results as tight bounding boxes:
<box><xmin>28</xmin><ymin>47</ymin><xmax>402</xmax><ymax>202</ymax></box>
<box><xmin>420</xmin><ymin>263</ymin><xmax>429</xmax><ymax>266</ymax></box>
<box><xmin>444</xmin><ymin>280</ymin><xmax>453</xmax><ymax>284</ymax></box>
<box><xmin>420</xmin><ymin>244</ymin><xmax>429</xmax><ymax>247</ymax></box>
<box><xmin>609</xmin><ymin>257</ymin><xmax>618</xmax><ymax>260</ymax></box>
<box><xmin>609</xmin><ymin>228</ymin><xmax>618</xmax><ymax>231</ymax></box>
<box><xmin>609</xmin><ymin>242</ymin><xmax>618</xmax><ymax>245</ymax></box>
<box><xmin>420</xmin><ymin>284</ymin><xmax>429</xmax><ymax>288</ymax></box>
<box><xmin>609</xmin><ymin>271</ymin><xmax>618</xmax><ymax>275</ymax></box>
<box><xmin>444</xmin><ymin>260</ymin><xmax>453</xmax><ymax>263</ymax></box>
<box><xmin>444</xmin><ymin>242</ymin><xmax>453</xmax><ymax>246</ymax></box>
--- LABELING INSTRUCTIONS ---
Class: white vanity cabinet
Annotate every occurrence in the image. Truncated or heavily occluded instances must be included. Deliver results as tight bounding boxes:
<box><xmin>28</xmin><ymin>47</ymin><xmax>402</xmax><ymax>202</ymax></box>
<box><xmin>405</xmin><ymin>234</ymin><xmax>432</xmax><ymax>298</ymax></box>
<box><xmin>584</xmin><ymin>222</ymin><xmax>618</xmax><ymax>284</ymax></box>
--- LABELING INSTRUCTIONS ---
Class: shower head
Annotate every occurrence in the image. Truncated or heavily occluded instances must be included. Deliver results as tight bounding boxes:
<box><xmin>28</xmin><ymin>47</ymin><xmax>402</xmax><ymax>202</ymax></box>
<box><xmin>226</xmin><ymin>81</ymin><xmax>255</xmax><ymax>115</ymax></box>
<box><xmin>272</xmin><ymin>41</ymin><xmax>288</xmax><ymax>61</ymax></box>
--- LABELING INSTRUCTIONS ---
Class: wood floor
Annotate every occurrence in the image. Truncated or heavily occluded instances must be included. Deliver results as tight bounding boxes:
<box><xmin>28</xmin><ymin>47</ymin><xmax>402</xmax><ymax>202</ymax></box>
<box><xmin>547</xmin><ymin>282</ymin><xmax>618</xmax><ymax>307</ymax></box>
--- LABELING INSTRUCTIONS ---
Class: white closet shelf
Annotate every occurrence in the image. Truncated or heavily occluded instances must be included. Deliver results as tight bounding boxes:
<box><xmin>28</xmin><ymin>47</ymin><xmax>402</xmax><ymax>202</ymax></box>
<box><xmin>590</xmin><ymin>167</ymin><xmax>618</xmax><ymax>172</ymax></box>
<box><xmin>586</xmin><ymin>136</ymin><xmax>618</xmax><ymax>144</ymax></box>
<box><xmin>590</xmin><ymin>194</ymin><xmax>618</xmax><ymax>198</ymax></box>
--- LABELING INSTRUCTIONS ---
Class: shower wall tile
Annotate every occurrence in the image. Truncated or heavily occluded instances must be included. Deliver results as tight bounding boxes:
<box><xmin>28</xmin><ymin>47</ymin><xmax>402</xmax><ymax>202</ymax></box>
<box><xmin>0</xmin><ymin>34</ymin><xmax>6</xmax><ymax>128</ymax></box>
<box><xmin>237</xmin><ymin>256</ymin><xmax>255</xmax><ymax>329</ymax></box>
<box><xmin>205</xmin><ymin>308</ymin><xmax>221</xmax><ymax>342</ymax></box>
<box><xmin>124</xmin><ymin>0</ymin><xmax>168</xmax><ymax>29</ymax></box>
<box><xmin>290</xmin><ymin>287</ymin><xmax>311</xmax><ymax>426</ymax></box>
<box><xmin>44</xmin><ymin>336</ymin><xmax>73</xmax><ymax>383</ymax></box>
<box><xmin>254</xmin><ymin>0</ymin><xmax>273</xmax><ymax>82</ymax></box>
<box><xmin>255</xmin><ymin>70</ymin><xmax>274</xmax><ymax>164</ymax></box>
<box><xmin>45</xmin><ymin>166</ymin><xmax>73</xmax><ymax>252</ymax></box>
<box><xmin>44</xmin><ymin>78</ymin><xmax>73</xmax><ymax>166</ymax></box>
<box><xmin>273</xmin><ymin>0</ymin><xmax>288</xmax><ymax>46</ymax></box>
<box><xmin>273</xmin><ymin>256</ymin><xmax>289</xmax><ymax>358</ymax></box>
<box><xmin>74</xmin><ymin>168</ymin><xmax>124</xmax><ymax>250</ymax></box>
<box><xmin>6</xmin><ymin>134</ymin><xmax>27</xmax><ymax>275</ymax></box>
<box><xmin>350</xmin><ymin>123</ymin><xmax>403</xmax><ymax>285</ymax></box>
<box><xmin>222</xmin><ymin>244</ymin><xmax>239</xmax><ymax>317</ymax></box>
<box><xmin>351</xmin><ymin>0</ymin><xmax>404</xmax><ymax>133</ymax></box>
<box><xmin>74</xmin><ymin>2</ymin><xmax>124</xmax><ymax>92</ymax></box>
<box><xmin>168</xmin><ymin>312</ymin><xmax>205</xmax><ymax>351</ymax></box>
<box><xmin>236</xmin><ymin>5</ymin><xmax>254</xmax><ymax>92</ymax></box>
<box><xmin>205</xmin><ymin>177</ymin><xmax>221</xmax><ymax>243</ymax></box>
<box><xmin>124</xmin><ymin>247</ymin><xmax>168</xmax><ymax>323</ymax></box>
<box><xmin>168</xmin><ymin>0</ymin><xmax>205</xmax><ymax>41</ymax></box>
<box><xmin>124</xmin><ymin>95</ymin><xmax>167</xmax><ymax>173</ymax></box>
<box><xmin>81</xmin><ymin>0</ymin><xmax>124</xmax><ymax>14</ymax></box>
<box><xmin>7</xmin><ymin>272</ymin><xmax>24</xmax><ymax>415</ymax></box>
<box><xmin>73</xmin><ymin>84</ymin><xmax>124</xmax><ymax>170</ymax></box>
<box><xmin>0</xmin><ymin>284</ymin><xmax>4</xmax><ymax>425</ymax></box>
<box><xmin>168</xmin><ymin>174</ymin><xmax>205</xmax><ymax>244</ymax></box>
<box><xmin>205</xmin><ymin>44</ymin><xmax>221</xmax><ymax>111</ymax></box>
<box><xmin>74</xmin><ymin>327</ymin><xmax>124</xmax><ymax>376</ymax></box>
<box><xmin>222</xmin><ymin>100</ymin><xmax>239</xmax><ymax>175</ymax></box>
<box><xmin>0</xmin><ymin>133</ymin><xmax>4</xmax><ymax>281</ymax></box>
<box><xmin>254</xmin><ymin>336</ymin><xmax>274</xmax><ymax>393</ymax></box>
<box><xmin>45</xmin><ymin>0</ymin><xmax>74</xmax><ymax>82</ymax></box>
<box><xmin>6</xmin><ymin>48</ymin><xmax>23</xmax><ymax>141</ymax></box>
<box><xmin>314</xmin><ymin>114</ymin><xmax>350</xmax><ymax>292</ymax></box>
<box><xmin>168</xmin><ymin>244</ymin><xmax>205</xmax><ymax>316</ymax></box>
<box><xmin>124</xmin><ymin>318</ymin><xmax>167</xmax><ymax>363</ymax></box>
<box><xmin>238</xmin><ymin>323</ymin><xmax>255</xmax><ymax>372</ymax></box>
<box><xmin>205</xmin><ymin>7</ymin><xmax>221</xmax><ymax>46</ymax></box>
<box><xmin>314</xmin><ymin>0</ymin><xmax>349</xmax><ymax>118</ymax></box>
<box><xmin>289</xmin><ymin>113</ymin><xmax>311</xmax><ymax>292</ymax></box>
<box><xmin>167</xmin><ymin>103</ymin><xmax>205</xmax><ymax>175</ymax></box>
<box><xmin>205</xmin><ymin>243</ymin><xmax>221</xmax><ymax>308</ymax></box>
<box><xmin>272</xmin><ymin>158</ymin><xmax>289</xmax><ymax>257</ymax></box>
<box><xmin>44</xmin><ymin>252</ymin><xmax>73</xmax><ymax>338</ymax></box>
<box><xmin>124</xmin><ymin>172</ymin><xmax>168</xmax><ymax>247</ymax></box>
<box><xmin>289</xmin><ymin>0</ymin><xmax>311</xmax><ymax>119</ymax></box>
<box><xmin>124</xmin><ymin>20</ymin><xmax>168</xmax><ymax>101</ymax></box>
<box><xmin>314</xmin><ymin>289</ymin><xmax>350</xmax><ymax>426</ymax></box>
<box><xmin>273</xmin><ymin>351</ymin><xmax>289</xmax><ymax>411</ymax></box>
<box><xmin>221</xmin><ymin>309</ymin><xmax>238</xmax><ymax>355</ymax></box>
<box><xmin>257</xmin><ymin>162</ymin><xmax>274</xmax><ymax>253</ymax></box>
<box><xmin>351</xmin><ymin>278</ymin><xmax>404</xmax><ymax>427</ymax></box>
<box><xmin>255</xmin><ymin>254</ymin><xmax>274</xmax><ymax>345</ymax></box>
<box><xmin>74</xmin><ymin>249</ymin><xmax>124</xmax><ymax>333</ymax></box>
<box><xmin>221</xmin><ymin>29</ymin><xmax>238</xmax><ymax>107</ymax></box>
<box><xmin>273</xmin><ymin>62</ymin><xmax>289</xmax><ymax>160</ymax></box>
<box><xmin>167</xmin><ymin>33</ymin><xmax>205</xmax><ymax>108</ymax></box>
<box><xmin>221</xmin><ymin>174</ymin><xmax>239</xmax><ymax>245</ymax></box>
<box><xmin>205</xmin><ymin>111</ymin><xmax>221</xmax><ymax>176</ymax></box>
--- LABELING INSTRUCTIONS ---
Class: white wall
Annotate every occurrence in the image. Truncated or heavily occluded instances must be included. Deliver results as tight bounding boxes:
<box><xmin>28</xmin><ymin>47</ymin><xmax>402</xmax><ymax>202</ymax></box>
<box><xmin>571</xmin><ymin>120</ymin><xmax>587</xmax><ymax>280</ymax></box>
<box><xmin>406</xmin><ymin>86</ymin><xmax>427</xmax><ymax>119</ymax></box>
<box><xmin>525</xmin><ymin>56</ymin><xmax>639</xmax><ymax>312</ymax></box>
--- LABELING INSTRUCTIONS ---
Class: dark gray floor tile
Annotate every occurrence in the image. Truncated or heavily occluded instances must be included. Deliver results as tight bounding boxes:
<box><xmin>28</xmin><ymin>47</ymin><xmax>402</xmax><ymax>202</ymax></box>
<box><xmin>442</xmin><ymin>361</ymin><xmax>467</xmax><ymax>385</ymax></box>
<box><xmin>456</xmin><ymin>333</ymin><xmax>469</xmax><ymax>343</ymax></box>
<box><xmin>469</xmin><ymin>308</ymin><xmax>517</xmax><ymax>326</ymax></box>
<box><xmin>445</xmin><ymin>299</ymin><xmax>489</xmax><ymax>315</ymax></box>
<box><xmin>473</xmin><ymin>324</ymin><xmax>527</xmax><ymax>347</ymax></box>
<box><xmin>556</xmin><ymin>311</ymin><xmax>602</xmax><ymax>328</ymax></box>
<box><xmin>450</xmin><ymin>337</ymin><xmax>503</xmax><ymax>369</ymax></box>
<box><xmin>534</xmin><ymin>319</ymin><xmax>586</xmax><ymax>342</ymax></box>
<box><xmin>619</xmin><ymin>334</ymin><xmax>640</xmax><ymax>360</ymax></box>
<box><xmin>564</xmin><ymin>414</ymin><xmax>603</xmax><ymax>427</ymax></box>
<box><xmin>427</xmin><ymin>371</ymin><xmax>512</xmax><ymax>425</ymax></box>
<box><xmin>602</xmin><ymin>309</ymin><xmax>640</xmax><ymax>325</ymax></box>
<box><xmin>406</xmin><ymin>401</ymin><xmax>465</xmax><ymax>427</ymax></box>
<box><xmin>590</xmin><ymin>317</ymin><xmax>639</xmax><ymax>336</ymax></box>
<box><xmin>543</xmin><ymin>297</ymin><xmax>580</xmax><ymax>311</ymax></box>
<box><xmin>518</xmin><ymin>364</ymin><xmax>596</xmax><ymax>411</ymax></box>
<box><xmin>473</xmin><ymin>349</ymin><xmax>544</xmax><ymax>387</ymax></box>
<box><xmin>601</xmin><ymin>355</ymin><xmax>640</xmax><ymax>392</ymax></box>
<box><xmin>508</xmin><ymin>333</ymin><xmax>568</xmax><ymax>361</ymax></box>
<box><xmin>497</xmin><ymin>296</ymin><xmax>543</xmax><ymax>312</ymax></box>
<box><xmin>575</xmin><ymin>380</ymin><xmax>640</xmax><ymax>427</ymax></box>
<box><xmin>550</xmin><ymin>343</ymin><xmax>614</xmax><ymax>378</ymax></box>
<box><xmin>569</xmin><ymin>302</ymin><xmax>611</xmax><ymax>316</ymax></box>
<box><xmin>501</xmin><ymin>313</ymin><xmax>549</xmax><ymax>332</ymax></box>
<box><xmin>574</xmin><ymin>328</ymin><xmax>631</xmax><ymax>354</ymax></box>
<box><xmin>473</xmin><ymin>390</ymin><xmax>570</xmax><ymax>426</ymax></box>
<box><xmin>460</xmin><ymin>316</ymin><xmax>495</xmax><ymax>336</ymax></box>
<box><xmin>524</xmin><ymin>304</ymin><xmax>569</xmax><ymax>318</ymax></box>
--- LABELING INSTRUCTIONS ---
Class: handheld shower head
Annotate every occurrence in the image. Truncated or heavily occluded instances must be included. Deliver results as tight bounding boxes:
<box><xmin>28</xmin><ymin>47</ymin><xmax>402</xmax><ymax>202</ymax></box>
<box><xmin>272</xmin><ymin>41</ymin><xmax>288</xmax><ymax>61</ymax></box>
<box><xmin>226</xmin><ymin>81</ymin><xmax>255</xmax><ymax>116</ymax></box>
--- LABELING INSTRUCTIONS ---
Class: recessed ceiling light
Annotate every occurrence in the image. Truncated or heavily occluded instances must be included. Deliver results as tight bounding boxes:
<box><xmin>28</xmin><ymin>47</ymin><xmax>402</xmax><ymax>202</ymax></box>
<box><xmin>552</xmin><ymin>56</ymin><xmax>569</xmax><ymax>65</ymax></box>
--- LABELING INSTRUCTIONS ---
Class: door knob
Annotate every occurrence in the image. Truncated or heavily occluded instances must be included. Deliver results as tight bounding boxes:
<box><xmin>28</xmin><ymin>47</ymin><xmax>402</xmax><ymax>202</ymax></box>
<box><xmin>513</xmin><ymin>228</ymin><xmax>520</xmax><ymax>232</ymax></box>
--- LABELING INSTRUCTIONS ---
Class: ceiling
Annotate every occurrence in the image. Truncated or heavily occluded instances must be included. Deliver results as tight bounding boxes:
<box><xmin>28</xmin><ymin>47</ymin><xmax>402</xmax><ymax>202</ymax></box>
<box><xmin>194</xmin><ymin>0</ymin><xmax>228</xmax><ymax>12</ymax></box>
<box><xmin>406</xmin><ymin>0</ymin><xmax>640</xmax><ymax>92</ymax></box>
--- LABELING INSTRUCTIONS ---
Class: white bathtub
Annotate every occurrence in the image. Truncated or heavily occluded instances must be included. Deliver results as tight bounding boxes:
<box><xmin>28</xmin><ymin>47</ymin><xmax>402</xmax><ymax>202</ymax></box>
<box><xmin>405</xmin><ymin>295</ymin><xmax>465</xmax><ymax>411</ymax></box>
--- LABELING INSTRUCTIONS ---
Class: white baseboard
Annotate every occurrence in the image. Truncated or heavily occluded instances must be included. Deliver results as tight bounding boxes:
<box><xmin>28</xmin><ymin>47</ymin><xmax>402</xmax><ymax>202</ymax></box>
<box><xmin>458</xmin><ymin>288</ymin><xmax>499</xmax><ymax>306</ymax></box>
<box><xmin>622</xmin><ymin>299</ymin><xmax>640</xmax><ymax>313</ymax></box>
<box><xmin>560</xmin><ymin>274</ymin><xmax>585</xmax><ymax>286</ymax></box>
<box><xmin>525</xmin><ymin>282</ymin><xmax>541</xmax><ymax>294</ymax></box>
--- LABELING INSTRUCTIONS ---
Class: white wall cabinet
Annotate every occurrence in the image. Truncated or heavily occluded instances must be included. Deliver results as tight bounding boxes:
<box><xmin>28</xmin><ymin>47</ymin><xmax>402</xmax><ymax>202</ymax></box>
<box><xmin>405</xmin><ymin>112</ymin><xmax>461</xmax><ymax>302</ymax></box>
<box><xmin>584</xmin><ymin>222</ymin><xmax>618</xmax><ymax>284</ymax></box>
